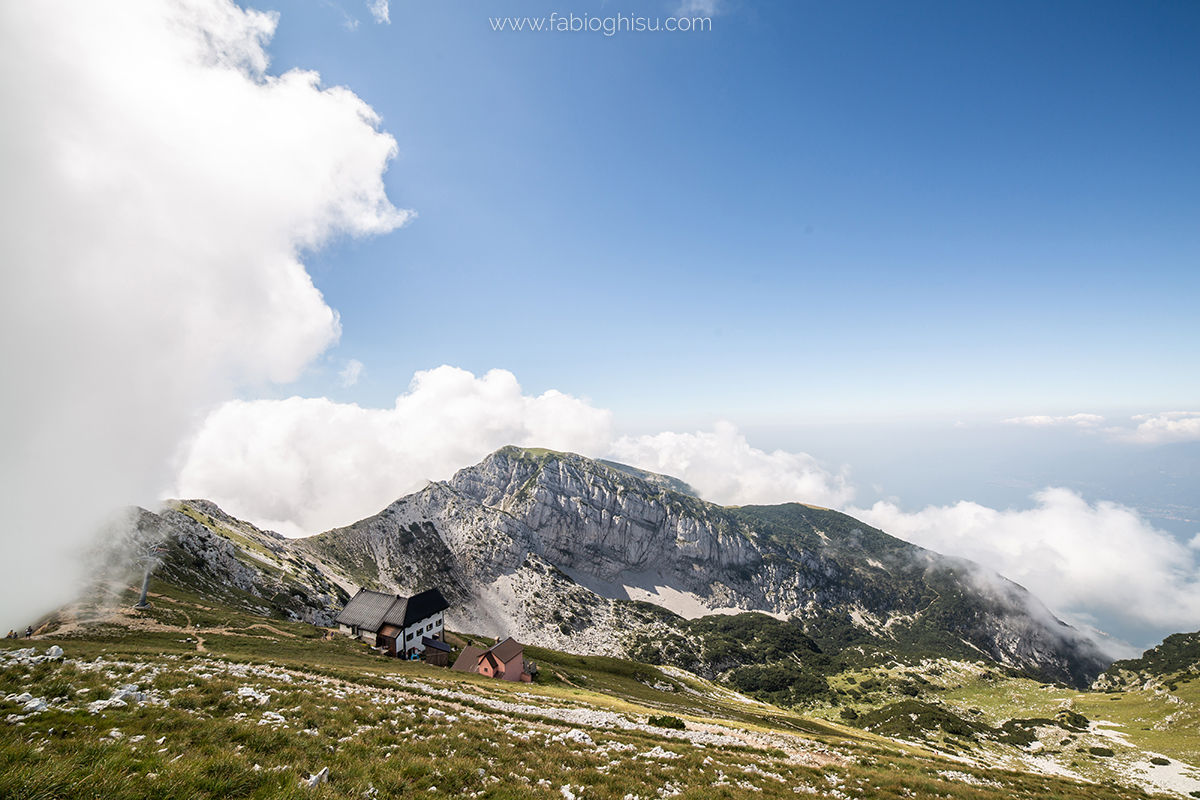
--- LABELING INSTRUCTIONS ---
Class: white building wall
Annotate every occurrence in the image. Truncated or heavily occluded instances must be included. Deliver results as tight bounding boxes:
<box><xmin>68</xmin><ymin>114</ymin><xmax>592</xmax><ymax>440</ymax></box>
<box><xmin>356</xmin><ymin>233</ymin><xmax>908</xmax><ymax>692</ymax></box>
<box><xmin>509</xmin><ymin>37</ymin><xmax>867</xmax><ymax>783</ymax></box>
<box><xmin>401</xmin><ymin>611</ymin><xmax>445</xmax><ymax>654</ymax></box>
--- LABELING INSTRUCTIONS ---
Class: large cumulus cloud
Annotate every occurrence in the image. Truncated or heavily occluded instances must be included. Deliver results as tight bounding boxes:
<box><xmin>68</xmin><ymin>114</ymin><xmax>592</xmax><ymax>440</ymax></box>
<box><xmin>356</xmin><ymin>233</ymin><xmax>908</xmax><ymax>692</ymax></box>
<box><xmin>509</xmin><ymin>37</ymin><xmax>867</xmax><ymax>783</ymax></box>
<box><xmin>173</xmin><ymin>367</ymin><xmax>615</xmax><ymax>536</ymax></box>
<box><xmin>175</xmin><ymin>384</ymin><xmax>853</xmax><ymax>535</ymax></box>
<box><xmin>0</xmin><ymin>0</ymin><xmax>408</xmax><ymax>623</ymax></box>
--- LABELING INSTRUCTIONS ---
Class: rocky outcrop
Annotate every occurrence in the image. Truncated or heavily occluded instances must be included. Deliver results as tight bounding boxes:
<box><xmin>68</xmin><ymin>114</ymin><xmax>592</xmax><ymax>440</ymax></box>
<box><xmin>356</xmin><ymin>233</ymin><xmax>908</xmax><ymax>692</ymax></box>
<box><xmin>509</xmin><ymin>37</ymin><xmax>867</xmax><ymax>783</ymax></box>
<box><xmin>97</xmin><ymin>503</ymin><xmax>347</xmax><ymax>626</ymax></box>
<box><xmin>1092</xmin><ymin>630</ymin><xmax>1200</xmax><ymax>692</ymax></box>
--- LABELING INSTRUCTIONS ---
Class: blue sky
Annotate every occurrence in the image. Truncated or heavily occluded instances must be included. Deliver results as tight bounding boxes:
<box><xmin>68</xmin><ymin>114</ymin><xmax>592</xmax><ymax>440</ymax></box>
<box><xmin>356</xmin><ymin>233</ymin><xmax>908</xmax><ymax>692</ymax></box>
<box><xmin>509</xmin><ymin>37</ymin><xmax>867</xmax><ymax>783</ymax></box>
<box><xmin>264</xmin><ymin>0</ymin><xmax>1198</xmax><ymax>424</ymax></box>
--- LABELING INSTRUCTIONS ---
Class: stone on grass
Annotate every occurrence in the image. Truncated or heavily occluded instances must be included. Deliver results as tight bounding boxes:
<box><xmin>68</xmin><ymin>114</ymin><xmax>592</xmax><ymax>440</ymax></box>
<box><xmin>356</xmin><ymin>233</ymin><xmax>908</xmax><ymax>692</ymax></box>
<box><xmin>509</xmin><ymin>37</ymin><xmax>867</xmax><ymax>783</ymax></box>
<box><xmin>237</xmin><ymin>686</ymin><xmax>270</xmax><ymax>705</ymax></box>
<box><xmin>111</xmin><ymin>684</ymin><xmax>144</xmax><ymax>704</ymax></box>
<box><xmin>300</xmin><ymin>767</ymin><xmax>329</xmax><ymax>788</ymax></box>
<box><xmin>562</xmin><ymin>728</ymin><xmax>593</xmax><ymax>745</ymax></box>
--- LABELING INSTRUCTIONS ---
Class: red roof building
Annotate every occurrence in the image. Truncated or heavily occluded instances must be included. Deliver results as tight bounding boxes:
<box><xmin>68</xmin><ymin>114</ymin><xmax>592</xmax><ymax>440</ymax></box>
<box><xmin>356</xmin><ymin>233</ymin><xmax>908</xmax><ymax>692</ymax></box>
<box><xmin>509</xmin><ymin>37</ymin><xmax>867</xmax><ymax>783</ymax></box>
<box><xmin>451</xmin><ymin>637</ymin><xmax>533</xmax><ymax>682</ymax></box>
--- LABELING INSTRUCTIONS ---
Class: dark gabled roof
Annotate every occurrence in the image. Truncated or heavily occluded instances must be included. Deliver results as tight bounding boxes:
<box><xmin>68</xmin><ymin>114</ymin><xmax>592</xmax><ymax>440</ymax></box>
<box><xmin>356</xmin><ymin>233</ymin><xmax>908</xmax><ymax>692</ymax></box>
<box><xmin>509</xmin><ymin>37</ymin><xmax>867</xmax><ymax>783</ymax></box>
<box><xmin>452</xmin><ymin>645</ymin><xmax>485</xmax><ymax>672</ymax></box>
<box><xmin>337</xmin><ymin>587</ymin><xmax>449</xmax><ymax>633</ymax></box>
<box><xmin>395</xmin><ymin>588</ymin><xmax>449</xmax><ymax>627</ymax></box>
<box><xmin>488</xmin><ymin>637</ymin><xmax>523</xmax><ymax>663</ymax></box>
<box><xmin>422</xmin><ymin>637</ymin><xmax>452</xmax><ymax>653</ymax></box>
<box><xmin>335</xmin><ymin>589</ymin><xmax>402</xmax><ymax>633</ymax></box>
<box><xmin>379</xmin><ymin>596</ymin><xmax>409</xmax><ymax>628</ymax></box>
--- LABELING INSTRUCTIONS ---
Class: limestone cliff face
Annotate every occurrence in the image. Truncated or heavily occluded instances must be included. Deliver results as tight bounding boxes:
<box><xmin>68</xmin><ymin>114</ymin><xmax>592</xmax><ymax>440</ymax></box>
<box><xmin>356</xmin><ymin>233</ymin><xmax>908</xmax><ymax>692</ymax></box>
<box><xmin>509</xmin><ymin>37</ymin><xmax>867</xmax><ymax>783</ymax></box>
<box><xmin>295</xmin><ymin>478</ymin><xmax>639</xmax><ymax>654</ymax></box>
<box><xmin>449</xmin><ymin>447</ymin><xmax>760</xmax><ymax>588</ymax></box>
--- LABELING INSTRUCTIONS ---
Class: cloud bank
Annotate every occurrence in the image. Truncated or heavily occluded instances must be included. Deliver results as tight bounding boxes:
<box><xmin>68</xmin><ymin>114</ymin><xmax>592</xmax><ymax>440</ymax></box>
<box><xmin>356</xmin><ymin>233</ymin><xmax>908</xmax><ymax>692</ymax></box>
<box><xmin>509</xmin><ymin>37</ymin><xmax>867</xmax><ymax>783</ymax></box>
<box><xmin>850</xmin><ymin>490</ymin><xmax>1200</xmax><ymax>647</ymax></box>
<box><xmin>0</xmin><ymin>0</ymin><xmax>407</xmax><ymax>625</ymax></box>
<box><xmin>1109</xmin><ymin>411</ymin><xmax>1200</xmax><ymax>444</ymax></box>
<box><xmin>1003</xmin><ymin>411</ymin><xmax>1200</xmax><ymax>445</ymax></box>
<box><xmin>609</xmin><ymin>422</ymin><xmax>855</xmax><ymax>509</ymax></box>
<box><xmin>175</xmin><ymin>369</ymin><xmax>856</xmax><ymax>535</ymax></box>
<box><xmin>1003</xmin><ymin>413</ymin><xmax>1106</xmax><ymax>428</ymax></box>
<box><xmin>174</xmin><ymin>367</ymin><xmax>615</xmax><ymax>536</ymax></box>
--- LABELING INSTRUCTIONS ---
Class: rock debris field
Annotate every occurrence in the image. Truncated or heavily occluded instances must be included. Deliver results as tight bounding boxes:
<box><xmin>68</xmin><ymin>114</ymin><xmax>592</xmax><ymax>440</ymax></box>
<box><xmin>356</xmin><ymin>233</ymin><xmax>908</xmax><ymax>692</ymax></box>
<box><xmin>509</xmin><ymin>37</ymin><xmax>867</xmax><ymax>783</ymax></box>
<box><xmin>0</xmin><ymin>645</ymin><xmax>869</xmax><ymax>799</ymax></box>
<box><xmin>0</xmin><ymin>644</ymin><xmax>1160</xmax><ymax>799</ymax></box>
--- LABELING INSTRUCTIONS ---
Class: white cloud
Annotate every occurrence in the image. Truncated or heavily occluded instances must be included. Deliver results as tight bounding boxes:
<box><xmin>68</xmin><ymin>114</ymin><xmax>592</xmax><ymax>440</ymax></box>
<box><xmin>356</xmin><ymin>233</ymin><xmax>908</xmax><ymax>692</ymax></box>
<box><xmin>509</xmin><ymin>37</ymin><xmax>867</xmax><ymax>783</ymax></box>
<box><xmin>367</xmin><ymin>0</ymin><xmax>390</xmax><ymax>24</ymax></box>
<box><xmin>1002</xmin><ymin>413</ymin><xmax>1106</xmax><ymax>428</ymax></box>
<box><xmin>0</xmin><ymin>0</ymin><xmax>407</xmax><ymax>625</ymax></box>
<box><xmin>174</xmin><ymin>378</ymin><xmax>856</xmax><ymax>533</ymax></box>
<box><xmin>849</xmin><ymin>489</ymin><xmax>1200</xmax><ymax>638</ymax></box>
<box><xmin>339</xmin><ymin>359</ymin><xmax>365</xmax><ymax>387</ymax></box>
<box><xmin>173</xmin><ymin>367</ymin><xmax>614</xmax><ymax>535</ymax></box>
<box><xmin>1107</xmin><ymin>411</ymin><xmax>1200</xmax><ymax>444</ymax></box>
<box><xmin>608</xmin><ymin>421</ymin><xmax>854</xmax><ymax>509</ymax></box>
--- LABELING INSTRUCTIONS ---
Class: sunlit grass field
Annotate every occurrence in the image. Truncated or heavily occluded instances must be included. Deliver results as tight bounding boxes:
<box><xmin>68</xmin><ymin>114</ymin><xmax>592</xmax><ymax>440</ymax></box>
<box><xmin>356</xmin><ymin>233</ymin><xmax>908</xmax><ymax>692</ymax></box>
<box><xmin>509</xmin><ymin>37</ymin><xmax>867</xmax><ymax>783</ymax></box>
<box><xmin>0</xmin><ymin>579</ymin><xmax>1175</xmax><ymax>800</ymax></box>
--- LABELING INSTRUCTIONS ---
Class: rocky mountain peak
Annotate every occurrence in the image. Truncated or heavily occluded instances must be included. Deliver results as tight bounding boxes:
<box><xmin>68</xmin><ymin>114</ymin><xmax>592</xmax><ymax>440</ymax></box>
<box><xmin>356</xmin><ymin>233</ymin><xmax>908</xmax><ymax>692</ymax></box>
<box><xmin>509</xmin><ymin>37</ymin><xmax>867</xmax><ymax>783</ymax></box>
<box><xmin>436</xmin><ymin>446</ymin><xmax>1107</xmax><ymax>686</ymax></box>
<box><xmin>119</xmin><ymin>446</ymin><xmax>1111</xmax><ymax>688</ymax></box>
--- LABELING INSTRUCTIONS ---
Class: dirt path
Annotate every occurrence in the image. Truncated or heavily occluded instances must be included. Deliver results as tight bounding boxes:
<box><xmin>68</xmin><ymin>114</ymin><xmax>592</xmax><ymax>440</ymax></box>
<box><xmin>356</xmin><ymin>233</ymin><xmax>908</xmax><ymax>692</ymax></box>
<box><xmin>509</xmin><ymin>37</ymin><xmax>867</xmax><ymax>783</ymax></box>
<box><xmin>179</xmin><ymin>613</ymin><xmax>206</xmax><ymax>652</ymax></box>
<box><xmin>44</xmin><ymin>589</ymin><xmax>293</xmax><ymax>654</ymax></box>
<box><xmin>555</xmin><ymin>671</ymin><xmax>584</xmax><ymax>688</ymax></box>
<box><xmin>242</xmin><ymin>623</ymin><xmax>298</xmax><ymax>638</ymax></box>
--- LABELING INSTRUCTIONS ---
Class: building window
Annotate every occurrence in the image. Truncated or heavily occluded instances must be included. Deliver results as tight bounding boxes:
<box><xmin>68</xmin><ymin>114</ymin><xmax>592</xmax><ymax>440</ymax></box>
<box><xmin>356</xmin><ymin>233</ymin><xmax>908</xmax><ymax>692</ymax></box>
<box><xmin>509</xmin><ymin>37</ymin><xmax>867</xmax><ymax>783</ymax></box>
<box><xmin>426</xmin><ymin>623</ymin><xmax>433</xmax><ymax>632</ymax></box>
<box><xmin>435</xmin><ymin>619</ymin><xmax>442</xmax><ymax>627</ymax></box>
<box><xmin>406</xmin><ymin>632</ymin><xmax>413</xmax><ymax>641</ymax></box>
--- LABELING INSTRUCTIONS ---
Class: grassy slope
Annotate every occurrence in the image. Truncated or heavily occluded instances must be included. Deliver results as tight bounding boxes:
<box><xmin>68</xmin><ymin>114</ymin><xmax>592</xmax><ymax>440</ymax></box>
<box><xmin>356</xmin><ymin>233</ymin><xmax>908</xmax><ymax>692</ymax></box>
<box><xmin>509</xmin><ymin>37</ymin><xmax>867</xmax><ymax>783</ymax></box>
<box><xmin>0</xmin><ymin>580</ymin><xmax>1166</xmax><ymax>800</ymax></box>
<box><xmin>800</xmin><ymin>657</ymin><xmax>1200</xmax><ymax>798</ymax></box>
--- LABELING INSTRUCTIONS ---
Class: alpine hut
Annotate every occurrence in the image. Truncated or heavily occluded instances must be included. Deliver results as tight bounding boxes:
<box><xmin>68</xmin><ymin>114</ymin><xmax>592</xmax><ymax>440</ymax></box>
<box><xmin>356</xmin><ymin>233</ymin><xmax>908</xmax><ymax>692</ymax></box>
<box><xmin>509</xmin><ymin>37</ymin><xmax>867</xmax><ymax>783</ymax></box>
<box><xmin>335</xmin><ymin>587</ymin><xmax>449</xmax><ymax>658</ymax></box>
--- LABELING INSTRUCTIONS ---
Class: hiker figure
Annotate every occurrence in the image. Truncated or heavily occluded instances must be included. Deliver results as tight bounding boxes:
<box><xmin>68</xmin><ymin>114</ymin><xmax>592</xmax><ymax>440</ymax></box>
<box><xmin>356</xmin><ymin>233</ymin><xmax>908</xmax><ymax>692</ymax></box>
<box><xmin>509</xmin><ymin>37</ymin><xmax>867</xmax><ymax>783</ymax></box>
<box><xmin>24</xmin><ymin>626</ymin><xmax>33</xmax><ymax>639</ymax></box>
<box><xmin>4</xmin><ymin>630</ymin><xmax>12</xmax><ymax>639</ymax></box>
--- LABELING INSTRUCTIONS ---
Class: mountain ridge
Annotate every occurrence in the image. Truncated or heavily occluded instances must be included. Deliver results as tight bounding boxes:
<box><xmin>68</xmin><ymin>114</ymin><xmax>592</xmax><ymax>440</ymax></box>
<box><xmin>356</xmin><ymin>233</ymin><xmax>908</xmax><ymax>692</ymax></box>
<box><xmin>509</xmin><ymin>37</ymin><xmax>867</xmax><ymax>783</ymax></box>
<box><xmin>290</xmin><ymin>445</ymin><xmax>1108</xmax><ymax>688</ymax></box>
<box><xmin>95</xmin><ymin>445</ymin><xmax>1109</xmax><ymax>689</ymax></box>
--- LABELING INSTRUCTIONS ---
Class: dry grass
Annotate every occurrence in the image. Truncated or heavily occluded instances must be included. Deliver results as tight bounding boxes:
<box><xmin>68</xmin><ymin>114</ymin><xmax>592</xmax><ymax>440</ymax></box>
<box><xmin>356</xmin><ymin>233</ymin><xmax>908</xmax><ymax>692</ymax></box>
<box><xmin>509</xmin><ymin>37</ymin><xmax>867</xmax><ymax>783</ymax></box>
<box><xmin>0</xmin><ymin>581</ymin><xmax>1172</xmax><ymax>800</ymax></box>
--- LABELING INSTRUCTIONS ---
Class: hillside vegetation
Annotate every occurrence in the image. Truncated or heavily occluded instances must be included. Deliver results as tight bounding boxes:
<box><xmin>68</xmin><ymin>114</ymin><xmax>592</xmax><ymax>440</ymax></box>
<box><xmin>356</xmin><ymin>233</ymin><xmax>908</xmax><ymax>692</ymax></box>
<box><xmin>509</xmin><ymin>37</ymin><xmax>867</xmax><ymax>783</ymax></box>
<box><xmin>1</xmin><ymin>578</ymin><xmax>1175</xmax><ymax>800</ymax></box>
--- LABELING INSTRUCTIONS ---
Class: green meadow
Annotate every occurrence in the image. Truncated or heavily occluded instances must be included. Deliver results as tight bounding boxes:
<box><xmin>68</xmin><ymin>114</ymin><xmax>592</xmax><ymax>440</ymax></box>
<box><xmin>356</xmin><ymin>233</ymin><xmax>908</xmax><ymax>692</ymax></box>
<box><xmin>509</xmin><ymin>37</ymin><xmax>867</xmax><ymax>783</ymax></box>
<box><xmin>1</xmin><ymin>579</ymin><xmax>1179</xmax><ymax>799</ymax></box>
